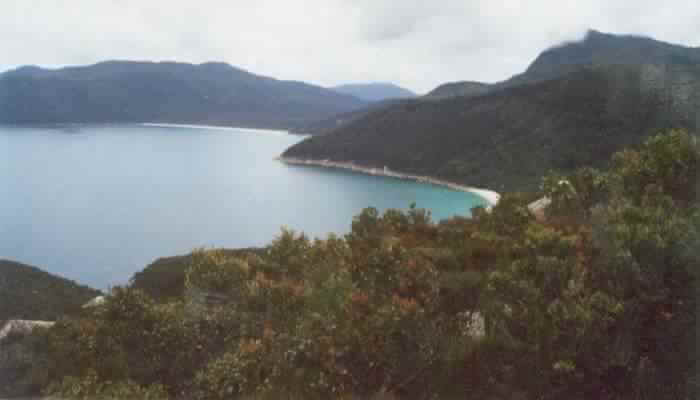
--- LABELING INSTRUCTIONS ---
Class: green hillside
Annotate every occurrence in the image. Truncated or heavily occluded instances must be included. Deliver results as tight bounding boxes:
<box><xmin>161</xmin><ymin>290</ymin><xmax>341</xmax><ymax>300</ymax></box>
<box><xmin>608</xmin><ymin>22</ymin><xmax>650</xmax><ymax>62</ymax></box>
<box><xmin>284</xmin><ymin>31</ymin><xmax>700</xmax><ymax>192</ymax></box>
<box><xmin>0</xmin><ymin>61</ymin><xmax>366</xmax><ymax>130</ymax></box>
<box><xmin>0</xmin><ymin>259</ymin><xmax>100</xmax><ymax>323</ymax></box>
<box><xmin>285</xmin><ymin>63</ymin><xmax>699</xmax><ymax>192</ymax></box>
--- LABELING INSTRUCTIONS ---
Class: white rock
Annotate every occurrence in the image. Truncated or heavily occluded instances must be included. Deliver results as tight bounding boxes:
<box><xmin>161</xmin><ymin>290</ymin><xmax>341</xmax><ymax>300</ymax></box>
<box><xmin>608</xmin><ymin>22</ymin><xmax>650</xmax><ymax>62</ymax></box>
<box><xmin>528</xmin><ymin>196</ymin><xmax>551</xmax><ymax>220</ymax></box>
<box><xmin>0</xmin><ymin>320</ymin><xmax>55</xmax><ymax>342</ymax></box>
<box><xmin>82</xmin><ymin>295</ymin><xmax>106</xmax><ymax>308</ymax></box>
<box><xmin>468</xmin><ymin>312</ymin><xmax>486</xmax><ymax>338</ymax></box>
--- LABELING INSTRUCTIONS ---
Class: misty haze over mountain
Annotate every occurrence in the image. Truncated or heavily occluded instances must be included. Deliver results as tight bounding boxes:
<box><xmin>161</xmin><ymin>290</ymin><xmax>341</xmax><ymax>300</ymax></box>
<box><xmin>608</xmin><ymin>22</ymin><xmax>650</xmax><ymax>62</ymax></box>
<box><xmin>2</xmin><ymin>1</ymin><xmax>699</xmax><ymax>93</ymax></box>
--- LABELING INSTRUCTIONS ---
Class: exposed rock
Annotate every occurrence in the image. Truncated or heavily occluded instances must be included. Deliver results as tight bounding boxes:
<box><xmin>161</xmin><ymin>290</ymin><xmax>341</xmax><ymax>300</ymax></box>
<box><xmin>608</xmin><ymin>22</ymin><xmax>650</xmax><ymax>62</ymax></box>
<box><xmin>82</xmin><ymin>295</ymin><xmax>106</xmax><ymax>308</ymax></box>
<box><xmin>0</xmin><ymin>320</ymin><xmax>54</xmax><ymax>343</ymax></box>
<box><xmin>467</xmin><ymin>312</ymin><xmax>486</xmax><ymax>338</ymax></box>
<box><xmin>528</xmin><ymin>197</ymin><xmax>552</xmax><ymax>221</ymax></box>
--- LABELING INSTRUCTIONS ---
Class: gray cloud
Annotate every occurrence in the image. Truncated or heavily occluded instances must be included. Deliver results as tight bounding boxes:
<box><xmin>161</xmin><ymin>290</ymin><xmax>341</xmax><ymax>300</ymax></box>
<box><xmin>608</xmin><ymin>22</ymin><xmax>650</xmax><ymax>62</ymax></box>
<box><xmin>1</xmin><ymin>0</ymin><xmax>698</xmax><ymax>93</ymax></box>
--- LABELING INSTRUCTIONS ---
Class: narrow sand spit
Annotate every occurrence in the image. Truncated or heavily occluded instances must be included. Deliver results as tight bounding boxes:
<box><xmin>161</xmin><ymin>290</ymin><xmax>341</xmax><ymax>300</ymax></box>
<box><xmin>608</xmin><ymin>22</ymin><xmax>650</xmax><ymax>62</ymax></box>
<box><xmin>278</xmin><ymin>157</ymin><xmax>501</xmax><ymax>207</ymax></box>
<box><xmin>141</xmin><ymin>123</ymin><xmax>289</xmax><ymax>136</ymax></box>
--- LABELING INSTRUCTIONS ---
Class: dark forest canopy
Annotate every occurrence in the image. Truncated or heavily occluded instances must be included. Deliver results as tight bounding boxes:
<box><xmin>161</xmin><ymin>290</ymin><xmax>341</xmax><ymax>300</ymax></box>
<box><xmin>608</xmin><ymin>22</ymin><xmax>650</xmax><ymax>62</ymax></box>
<box><xmin>130</xmin><ymin>248</ymin><xmax>265</xmax><ymax>302</ymax></box>
<box><xmin>285</xmin><ymin>63</ymin><xmax>699</xmax><ymax>192</ymax></box>
<box><xmin>0</xmin><ymin>260</ymin><xmax>100</xmax><ymax>322</ymax></box>
<box><xmin>11</xmin><ymin>130</ymin><xmax>697</xmax><ymax>399</ymax></box>
<box><xmin>284</xmin><ymin>31</ymin><xmax>700</xmax><ymax>192</ymax></box>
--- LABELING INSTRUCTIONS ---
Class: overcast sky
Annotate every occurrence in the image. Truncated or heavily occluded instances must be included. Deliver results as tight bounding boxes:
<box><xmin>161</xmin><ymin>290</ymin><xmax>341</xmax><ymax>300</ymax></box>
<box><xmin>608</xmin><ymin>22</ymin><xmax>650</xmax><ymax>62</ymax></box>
<box><xmin>2</xmin><ymin>1</ymin><xmax>699</xmax><ymax>93</ymax></box>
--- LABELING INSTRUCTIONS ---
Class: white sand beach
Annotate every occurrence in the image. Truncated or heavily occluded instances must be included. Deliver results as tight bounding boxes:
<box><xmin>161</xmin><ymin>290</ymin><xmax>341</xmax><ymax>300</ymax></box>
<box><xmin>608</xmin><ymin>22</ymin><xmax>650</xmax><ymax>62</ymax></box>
<box><xmin>141</xmin><ymin>123</ymin><xmax>289</xmax><ymax>136</ymax></box>
<box><xmin>278</xmin><ymin>157</ymin><xmax>501</xmax><ymax>207</ymax></box>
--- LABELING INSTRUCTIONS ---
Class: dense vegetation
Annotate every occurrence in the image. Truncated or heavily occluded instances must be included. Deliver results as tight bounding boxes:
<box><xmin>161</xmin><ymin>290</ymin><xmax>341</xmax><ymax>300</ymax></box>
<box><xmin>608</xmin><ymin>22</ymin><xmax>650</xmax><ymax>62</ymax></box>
<box><xmin>0</xmin><ymin>261</ymin><xmax>100</xmax><ymax>397</ymax></box>
<box><xmin>284</xmin><ymin>31</ymin><xmax>700</xmax><ymax>192</ymax></box>
<box><xmin>285</xmin><ymin>63</ymin><xmax>699</xmax><ymax>193</ymax></box>
<box><xmin>130</xmin><ymin>248</ymin><xmax>264</xmax><ymax>302</ymax></box>
<box><xmin>0</xmin><ymin>259</ymin><xmax>100</xmax><ymax>323</ymax></box>
<box><xmin>0</xmin><ymin>61</ymin><xmax>366</xmax><ymax>130</ymax></box>
<box><xmin>14</xmin><ymin>130</ymin><xmax>696</xmax><ymax>399</ymax></box>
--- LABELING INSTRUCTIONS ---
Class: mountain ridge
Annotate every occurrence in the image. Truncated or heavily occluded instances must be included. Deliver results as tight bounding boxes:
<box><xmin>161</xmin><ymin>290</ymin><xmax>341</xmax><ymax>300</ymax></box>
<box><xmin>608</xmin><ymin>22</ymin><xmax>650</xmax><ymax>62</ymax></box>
<box><xmin>0</xmin><ymin>60</ymin><xmax>368</xmax><ymax>130</ymax></box>
<box><xmin>425</xmin><ymin>80</ymin><xmax>491</xmax><ymax>100</ymax></box>
<box><xmin>423</xmin><ymin>29</ymin><xmax>700</xmax><ymax>100</ymax></box>
<box><xmin>0</xmin><ymin>259</ymin><xmax>100</xmax><ymax>322</ymax></box>
<box><xmin>284</xmin><ymin>31</ymin><xmax>700</xmax><ymax>191</ymax></box>
<box><xmin>501</xmin><ymin>29</ymin><xmax>700</xmax><ymax>89</ymax></box>
<box><xmin>331</xmin><ymin>82</ymin><xmax>417</xmax><ymax>102</ymax></box>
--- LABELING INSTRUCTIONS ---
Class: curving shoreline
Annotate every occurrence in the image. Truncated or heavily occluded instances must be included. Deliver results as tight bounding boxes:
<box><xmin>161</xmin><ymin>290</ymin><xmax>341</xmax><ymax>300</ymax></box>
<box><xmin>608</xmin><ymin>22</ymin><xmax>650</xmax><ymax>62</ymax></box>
<box><xmin>277</xmin><ymin>156</ymin><xmax>501</xmax><ymax>207</ymax></box>
<box><xmin>140</xmin><ymin>123</ymin><xmax>290</xmax><ymax>136</ymax></box>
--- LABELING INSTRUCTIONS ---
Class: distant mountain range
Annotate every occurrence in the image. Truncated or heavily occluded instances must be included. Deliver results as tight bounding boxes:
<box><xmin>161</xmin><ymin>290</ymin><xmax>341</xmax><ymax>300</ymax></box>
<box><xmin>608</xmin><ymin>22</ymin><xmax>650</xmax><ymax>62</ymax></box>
<box><xmin>291</xmin><ymin>84</ymin><xmax>417</xmax><ymax>134</ymax></box>
<box><xmin>331</xmin><ymin>83</ymin><xmax>417</xmax><ymax>102</ymax></box>
<box><xmin>283</xmin><ymin>30</ymin><xmax>700</xmax><ymax>191</ymax></box>
<box><xmin>0</xmin><ymin>61</ymin><xmax>368</xmax><ymax>130</ymax></box>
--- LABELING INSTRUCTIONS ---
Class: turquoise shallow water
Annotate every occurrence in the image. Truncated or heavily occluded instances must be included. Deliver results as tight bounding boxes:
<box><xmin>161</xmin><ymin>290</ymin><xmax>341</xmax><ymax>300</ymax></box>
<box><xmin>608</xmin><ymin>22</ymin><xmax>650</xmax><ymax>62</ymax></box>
<box><xmin>0</xmin><ymin>124</ymin><xmax>488</xmax><ymax>288</ymax></box>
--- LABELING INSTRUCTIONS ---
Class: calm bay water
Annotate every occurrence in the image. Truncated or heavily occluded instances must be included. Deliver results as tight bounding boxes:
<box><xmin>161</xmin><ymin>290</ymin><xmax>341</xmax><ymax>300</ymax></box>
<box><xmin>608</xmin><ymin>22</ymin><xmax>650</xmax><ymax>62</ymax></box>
<box><xmin>1</xmin><ymin>124</ymin><xmax>487</xmax><ymax>288</ymax></box>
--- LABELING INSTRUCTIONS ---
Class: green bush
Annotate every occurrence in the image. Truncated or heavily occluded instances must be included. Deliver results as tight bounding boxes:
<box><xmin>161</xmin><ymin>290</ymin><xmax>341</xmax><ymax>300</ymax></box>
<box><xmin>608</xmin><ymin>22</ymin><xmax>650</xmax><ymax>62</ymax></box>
<box><xmin>31</xmin><ymin>130</ymin><xmax>699</xmax><ymax>399</ymax></box>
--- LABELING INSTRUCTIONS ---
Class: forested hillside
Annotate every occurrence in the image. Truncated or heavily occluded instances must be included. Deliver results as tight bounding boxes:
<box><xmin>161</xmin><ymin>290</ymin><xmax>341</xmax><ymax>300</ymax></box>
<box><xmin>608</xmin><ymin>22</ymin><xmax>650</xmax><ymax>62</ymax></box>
<box><xmin>284</xmin><ymin>31</ymin><xmax>700</xmax><ymax>191</ymax></box>
<box><xmin>285</xmin><ymin>63</ymin><xmax>699</xmax><ymax>192</ymax></box>
<box><xmin>13</xmin><ymin>130</ymin><xmax>697</xmax><ymax>399</ymax></box>
<box><xmin>0</xmin><ymin>260</ymin><xmax>100</xmax><ymax>322</ymax></box>
<box><xmin>0</xmin><ymin>61</ymin><xmax>366</xmax><ymax>130</ymax></box>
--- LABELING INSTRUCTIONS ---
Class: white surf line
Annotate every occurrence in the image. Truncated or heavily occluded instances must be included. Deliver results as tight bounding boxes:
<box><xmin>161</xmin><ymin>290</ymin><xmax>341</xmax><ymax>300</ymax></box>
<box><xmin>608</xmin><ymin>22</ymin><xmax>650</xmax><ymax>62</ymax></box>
<box><xmin>140</xmin><ymin>123</ymin><xmax>289</xmax><ymax>136</ymax></box>
<box><xmin>278</xmin><ymin>157</ymin><xmax>501</xmax><ymax>207</ymax></box>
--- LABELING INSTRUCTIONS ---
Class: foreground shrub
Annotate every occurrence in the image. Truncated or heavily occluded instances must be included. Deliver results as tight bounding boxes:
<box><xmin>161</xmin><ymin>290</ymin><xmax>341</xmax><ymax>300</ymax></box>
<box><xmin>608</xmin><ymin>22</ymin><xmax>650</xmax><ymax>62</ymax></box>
<box><xmin>35</xmin><ymin>130</ymin><xmax>698</xmax><ymax>399</ymax></box>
